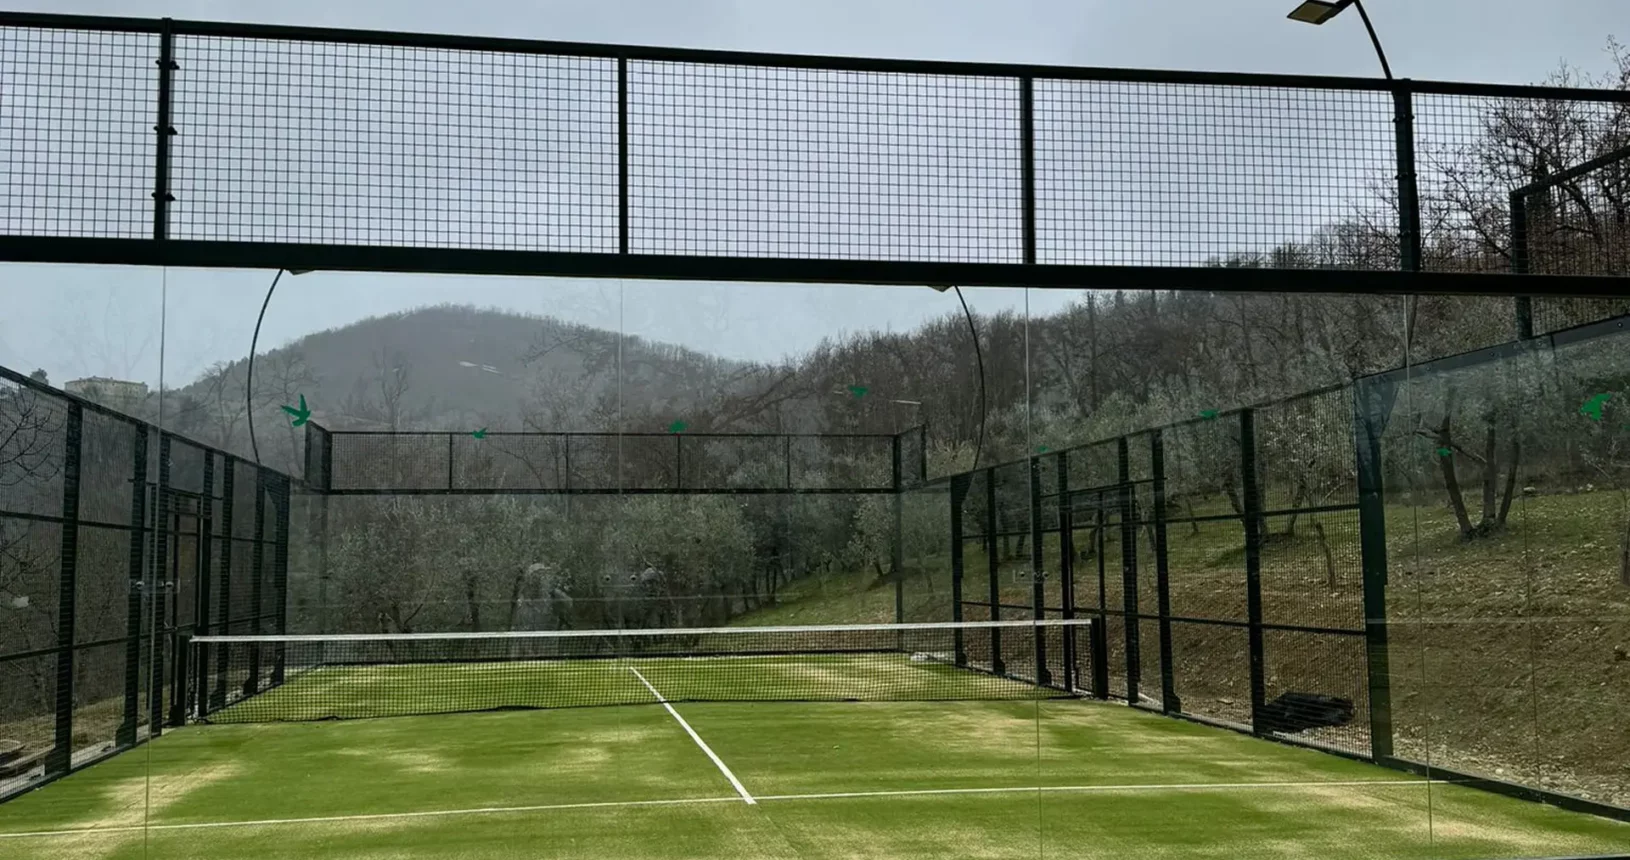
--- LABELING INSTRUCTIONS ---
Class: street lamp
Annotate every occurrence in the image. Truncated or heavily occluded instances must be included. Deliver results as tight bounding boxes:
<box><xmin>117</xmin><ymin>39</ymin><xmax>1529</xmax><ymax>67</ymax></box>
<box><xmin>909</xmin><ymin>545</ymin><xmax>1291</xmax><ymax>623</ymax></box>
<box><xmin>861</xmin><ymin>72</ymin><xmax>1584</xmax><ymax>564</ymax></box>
<box><xmin>1286</xmin><ymin>0</ymin><xmax>1393</xmax><ymax>80</ymax></box>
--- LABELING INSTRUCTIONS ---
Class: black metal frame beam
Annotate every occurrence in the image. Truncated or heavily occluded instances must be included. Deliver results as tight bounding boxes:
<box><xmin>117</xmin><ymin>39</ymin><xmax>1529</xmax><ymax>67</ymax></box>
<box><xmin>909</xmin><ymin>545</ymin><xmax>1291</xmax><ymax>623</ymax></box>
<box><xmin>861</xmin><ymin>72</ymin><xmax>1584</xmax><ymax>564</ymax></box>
<box><xmin>7</xmin><ymin>11</ymin><xmax>1630</xmax><ymax>102</ymax></box>
<box><xmin>1</xmin><ymin>237</ymin><xmax>1625</xmax><ymax>298</ymax></box>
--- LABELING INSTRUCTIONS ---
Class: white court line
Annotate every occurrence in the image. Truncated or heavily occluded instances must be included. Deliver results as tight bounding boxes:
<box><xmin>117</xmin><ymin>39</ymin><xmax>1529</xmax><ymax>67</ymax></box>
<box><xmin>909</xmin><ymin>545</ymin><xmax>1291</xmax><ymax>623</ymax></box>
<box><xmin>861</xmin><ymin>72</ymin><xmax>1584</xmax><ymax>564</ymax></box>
<box><xmin>0</xmin><ymin>795</ymin><xmax>743</xmax><ymax>839</ymax></box>
<box><xmin>753</xmin><ymin>778</ymin><xmax>1447</xmax><ymax>803</ymax></box>
<box><xmin>628</xmin><ymin>667</ymin><xmax>757</xmax><ymax>805</ymax></box>
<box><xmin>0</xmin><ymin>778</ymin><xmax>1451</xmax><ymax>840</ymax></box>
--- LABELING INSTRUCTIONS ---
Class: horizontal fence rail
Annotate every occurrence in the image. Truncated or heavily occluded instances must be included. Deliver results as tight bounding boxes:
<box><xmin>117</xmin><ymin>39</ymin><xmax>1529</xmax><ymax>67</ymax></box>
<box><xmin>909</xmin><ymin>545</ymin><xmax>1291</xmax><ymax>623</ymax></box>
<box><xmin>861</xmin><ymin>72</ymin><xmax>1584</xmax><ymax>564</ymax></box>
<box><xmin>0</xmin><ymin>12</ymin><xmax>1628</xmax><ymax>294</ymax></box>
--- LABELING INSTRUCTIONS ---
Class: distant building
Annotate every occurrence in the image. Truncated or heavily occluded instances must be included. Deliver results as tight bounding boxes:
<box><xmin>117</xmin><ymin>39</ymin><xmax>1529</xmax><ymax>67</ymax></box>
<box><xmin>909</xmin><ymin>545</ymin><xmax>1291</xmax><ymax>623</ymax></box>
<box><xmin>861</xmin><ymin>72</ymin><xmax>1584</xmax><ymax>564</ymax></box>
<box><xmin>65</xmin><ymin>376</ymin><xmax>149</xmax><ymax>413</ymax></box>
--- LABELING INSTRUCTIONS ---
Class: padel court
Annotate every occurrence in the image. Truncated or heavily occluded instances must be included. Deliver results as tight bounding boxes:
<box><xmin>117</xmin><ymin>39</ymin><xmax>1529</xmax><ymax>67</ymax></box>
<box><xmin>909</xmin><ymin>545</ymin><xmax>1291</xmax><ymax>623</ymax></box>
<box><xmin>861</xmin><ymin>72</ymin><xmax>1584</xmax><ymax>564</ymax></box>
<box><xmin>1</xmin><ymin>646</ymin><xmax>1625</xmax><ymax>860</ymax></box>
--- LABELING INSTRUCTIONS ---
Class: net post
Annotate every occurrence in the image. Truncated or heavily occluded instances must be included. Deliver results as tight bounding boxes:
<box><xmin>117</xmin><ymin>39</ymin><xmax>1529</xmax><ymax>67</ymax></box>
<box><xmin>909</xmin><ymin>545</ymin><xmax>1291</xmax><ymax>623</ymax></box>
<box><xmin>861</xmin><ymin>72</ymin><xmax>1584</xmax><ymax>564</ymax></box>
<box><xmin>1151</xmin><ymin>430</ymin><xmax>1175</xmax><ymax>713</ymax></box>
<box><xmin>1116</xmin><ymin>436</ymin><xmax>1140</xmax><ymax>703</ymax></box>
<box><xmin>949</xmin><ymin>475</ymin><xmax>968</xmax><ymax>667</ymax></box>
<box><xmin>46</xmin><ymin>402</ymin><xmax>82</xmax><ymax>778</ymax></box>
<box><xmin>119</xmin><ymin>423</ymin><xmax>148</xmax><ymax>748</ymax></box>
<box><xmin>1028</xmin><ymin>454</ymin><xmax>1048</xmax><ymax>686</ymax></box>
<box><xmin>1090</xmin><ymin>615</ymin><xmax>1109</xmax><ymax>699</ymax></box>
<box><xmin>1240</xmin><ymin>409</ymin><xmax>1267</xmax><ymax>736</ymax></box>
<box><xmin>984</xmin><ymin>468</ymin><xmax>1003</xmax><ymax>676</ymax></box>
<box><xmin>1355</xmin><ymin>377</ymin><xmax>1397</xmax><ymax>759</ymax></box>
<box><xmin>446</xmin><ymin>433</ymin><xmax>455</xmax><ymax>490</ymax></box>
<box><xmin>168</xmin><ymin>630</ymin><xmax>190</xmax><ymax>726</ymax></box>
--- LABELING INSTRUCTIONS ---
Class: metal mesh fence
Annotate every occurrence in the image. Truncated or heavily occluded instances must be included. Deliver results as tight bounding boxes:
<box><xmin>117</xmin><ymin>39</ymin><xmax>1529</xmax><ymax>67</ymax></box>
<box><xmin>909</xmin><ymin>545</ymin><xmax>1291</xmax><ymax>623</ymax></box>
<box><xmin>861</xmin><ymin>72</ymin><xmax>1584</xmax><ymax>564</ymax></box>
<box><xmin>322</xmin><ymin>428</ymin><xmax>901</xmax><ymax>493</ymax></box>
<box><xmin>171</xmin><ymin>36</ymin><xmax>617</xmax><ymax>250</ymax></box>
<box><xmin>1035</xmin><ymin>81</ymin><xmax>1394</xmax><ymax>268</ymax></box>
<box><xmin>628</xmin><ymin>62</ymin><xmax>1019</xmax><ymax>261</ymax></box>
<box><xmin>0</xmin><ymin>13</ymin><xmax>1627</xmax><ymax>302</ymax></box>
<box><xmin>0</xmin><ymin>25</ymin><xmax>156</xmax><ymax>239</ymax></box>
<box><xmin>0</xmin><ymin>366</ymin><xmax>291</xmax><ymax>800</ymax></box>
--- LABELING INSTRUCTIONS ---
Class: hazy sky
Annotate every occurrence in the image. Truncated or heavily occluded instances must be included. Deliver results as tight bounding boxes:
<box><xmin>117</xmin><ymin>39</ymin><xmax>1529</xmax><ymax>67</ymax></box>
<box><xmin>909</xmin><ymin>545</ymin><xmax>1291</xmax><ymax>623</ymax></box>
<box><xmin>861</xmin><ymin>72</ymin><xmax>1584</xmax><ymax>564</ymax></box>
<box><xmin>1</xmin><ymin>0</ymin><xmax>1625</xmax><ymax>389</ymax></box>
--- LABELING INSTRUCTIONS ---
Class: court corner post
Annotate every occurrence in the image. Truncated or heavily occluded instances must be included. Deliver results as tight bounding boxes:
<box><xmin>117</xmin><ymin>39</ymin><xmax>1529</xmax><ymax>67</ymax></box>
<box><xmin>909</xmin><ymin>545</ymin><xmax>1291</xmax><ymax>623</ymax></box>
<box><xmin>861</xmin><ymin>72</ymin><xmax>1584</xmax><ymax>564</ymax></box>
<box><xmin>1353</xmin><ymin>376</ymin><xmax>1397</xmax><ymax>760</ymax></box>
<box><xmin>1240</xmin><ymin>409</ymin><xmax>1267</xmax><ymax>736</ymax></box>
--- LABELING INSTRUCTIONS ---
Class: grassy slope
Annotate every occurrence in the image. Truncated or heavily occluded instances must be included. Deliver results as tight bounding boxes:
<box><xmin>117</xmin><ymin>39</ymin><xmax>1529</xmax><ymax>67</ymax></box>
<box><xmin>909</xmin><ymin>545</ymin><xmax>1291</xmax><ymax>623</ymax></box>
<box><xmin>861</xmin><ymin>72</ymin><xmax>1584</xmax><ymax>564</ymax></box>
<box><xmin>733</xmin><ymin>488</ymin><xmax>1630</xmax><ymax>808</ymax></box>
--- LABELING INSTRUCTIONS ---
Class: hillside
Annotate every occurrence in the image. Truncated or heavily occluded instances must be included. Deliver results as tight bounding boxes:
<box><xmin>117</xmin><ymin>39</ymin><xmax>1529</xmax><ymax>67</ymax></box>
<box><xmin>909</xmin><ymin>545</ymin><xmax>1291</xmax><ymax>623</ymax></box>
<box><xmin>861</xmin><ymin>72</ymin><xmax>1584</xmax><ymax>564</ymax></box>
<box><xmin>153</xmin><ymin>304</ymin><xmax>758</xmax><ymax>472</ymax></box>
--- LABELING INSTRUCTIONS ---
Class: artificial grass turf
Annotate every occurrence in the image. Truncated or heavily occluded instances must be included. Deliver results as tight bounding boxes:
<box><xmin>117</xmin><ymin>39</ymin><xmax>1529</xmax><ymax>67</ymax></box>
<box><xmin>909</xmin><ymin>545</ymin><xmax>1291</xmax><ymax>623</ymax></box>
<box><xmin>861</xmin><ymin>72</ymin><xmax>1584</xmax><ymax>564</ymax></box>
<box><xmin>1</xmin><ymin>692</ymin><xmax>1625</xmax><ymax>859</ymax></box>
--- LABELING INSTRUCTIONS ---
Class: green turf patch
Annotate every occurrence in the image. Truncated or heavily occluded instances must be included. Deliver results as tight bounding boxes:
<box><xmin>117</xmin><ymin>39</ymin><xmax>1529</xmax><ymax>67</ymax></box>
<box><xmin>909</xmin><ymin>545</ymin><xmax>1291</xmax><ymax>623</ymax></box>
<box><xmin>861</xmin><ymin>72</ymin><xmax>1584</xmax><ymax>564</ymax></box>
<box><xmin>3</xmin><ymin>693</ymin><xmax>1626</xmax><ymax>859</ymax></box>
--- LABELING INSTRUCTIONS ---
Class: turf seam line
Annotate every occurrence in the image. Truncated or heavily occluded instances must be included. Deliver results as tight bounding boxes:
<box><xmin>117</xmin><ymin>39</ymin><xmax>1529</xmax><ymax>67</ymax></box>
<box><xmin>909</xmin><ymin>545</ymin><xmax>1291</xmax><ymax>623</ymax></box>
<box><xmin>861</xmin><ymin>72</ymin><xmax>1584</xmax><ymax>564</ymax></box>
<box><xmin>752</xmin><ymin>778</ymin><xmax>1447</xmax><ymax>802</ymax></box>
<box><xmin>628</xmin><ymin>666</ymin><xmax>757</xmax><ymax>805</ymax></box>
<box><xmin>0</xmin><ymin>779</ymin><xmax>1456</xmax><ymax>839</ymax></box>
<box><xmin>0</xmin><ymin>796</ymin><xmax>745</xmax><ymax>839</ymax></box>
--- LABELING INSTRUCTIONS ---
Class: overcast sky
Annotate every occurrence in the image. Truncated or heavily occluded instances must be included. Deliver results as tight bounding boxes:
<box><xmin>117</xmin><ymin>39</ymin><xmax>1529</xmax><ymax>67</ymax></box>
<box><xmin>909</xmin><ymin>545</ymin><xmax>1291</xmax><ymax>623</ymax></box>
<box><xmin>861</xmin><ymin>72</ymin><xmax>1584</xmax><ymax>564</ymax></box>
<box><xmin>1</xmin><ymin>0</ymin><xmax>1626</xmax><ymax>390</ymax></box>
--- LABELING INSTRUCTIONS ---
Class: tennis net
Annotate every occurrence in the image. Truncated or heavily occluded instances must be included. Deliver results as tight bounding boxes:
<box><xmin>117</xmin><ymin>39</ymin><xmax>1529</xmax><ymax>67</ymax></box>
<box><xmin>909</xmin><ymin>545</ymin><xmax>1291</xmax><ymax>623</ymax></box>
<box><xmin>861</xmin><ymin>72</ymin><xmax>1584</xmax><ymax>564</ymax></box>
<box><xmin>188</xmin><ymin>619</ymin><xmax>1097</xmax><ymax>723</ymax></box>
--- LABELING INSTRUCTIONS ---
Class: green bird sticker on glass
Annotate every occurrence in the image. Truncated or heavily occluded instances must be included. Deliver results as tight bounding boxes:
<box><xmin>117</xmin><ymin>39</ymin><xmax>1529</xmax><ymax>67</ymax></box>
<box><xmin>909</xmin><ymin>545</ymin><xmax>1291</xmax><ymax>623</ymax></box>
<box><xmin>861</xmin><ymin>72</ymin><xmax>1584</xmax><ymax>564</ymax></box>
<box><xmin>1436</xmin><ymin>447</ymin><xmax>1452</xmax><ymax>458</ymax></box>
<box><xmin>1580</xmin><ymin>393</ymin><xmax>1612</xmax><ymax>422</ymax></box>
<box><xmin>1199</xmin><ymin>409</ymin><xmax>1219</xmax><ymax>420</ymax></box>
<box><xmin>668</xmin><ymin>420</ymin><xmax>688</xmax><ymax>434</ymax></box>
<box><xmin>280</xmin><ymin>394</ymin><xmax>311</xmax><ymax>428</ymax></box>
<box><xmin>471</xmin><ymin>428</ymin><xmax>487</xmax><ymax>440</ymax></box>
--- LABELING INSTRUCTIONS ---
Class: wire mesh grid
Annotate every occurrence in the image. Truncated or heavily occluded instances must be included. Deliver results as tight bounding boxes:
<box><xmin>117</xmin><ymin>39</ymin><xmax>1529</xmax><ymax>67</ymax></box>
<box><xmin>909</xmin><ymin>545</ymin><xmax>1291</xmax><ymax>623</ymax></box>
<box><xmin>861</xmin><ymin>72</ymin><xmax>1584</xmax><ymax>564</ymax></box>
<box><xmin>1035</xmin><ymin>81</ymin><xmax>1396</xmax><ymax>268</ymax></box>
<box><xmin>627</xmin><ymin>61</ymin><xmax>1021</xmax><ymax>261</ymax></box>
<box><xmin>0</xmin><ymin>26</ymin><xmax>157</xmax><ymax>238</ymax></box>
<box><xmin>170</xmin><ymin>35</ymin><xmax>618</xmax><ymax>249</ymax></box>
<box><xmin>1413</xmin><ymin>91</ymin><xmax>1630</xmax><ymax>276</ymax></box>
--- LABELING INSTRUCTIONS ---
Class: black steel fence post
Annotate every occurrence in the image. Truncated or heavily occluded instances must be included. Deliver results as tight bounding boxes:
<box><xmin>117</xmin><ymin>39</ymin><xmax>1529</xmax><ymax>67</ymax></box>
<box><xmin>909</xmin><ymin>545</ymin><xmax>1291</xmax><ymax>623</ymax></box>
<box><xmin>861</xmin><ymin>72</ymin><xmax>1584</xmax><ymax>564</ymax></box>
<box><xmin>1151</xmin><ymin>430</ymin><xmax>1175</xmax><ymax>713</ymax></box>
<box><xmin>245</xmin><ymin>468</ymin><xmax>266</xmax><ymax>697</ymax></box>
<box><xmin>1057</xmin><ymin>451</ymin><xmax>1074</xmax><ymax>691</ymax></box>
<box><xmin>46</xmin><ymin>403</ymin><xmax>82</xmax><ymax>777</ymax></box>
<box><xmin>1393</xmin><ymin>85</ymin><xmax>1421</xmax><ymax>274</ymax></box>
<box><xmin>211</xmin><ymin>461</ymin><xmax>234</xmax><ymax>711</ymax></box>
<box><xmin>119</xmin><ymin>424</ymin><xmax>148</xmax><ymax>746</ymax></box>
<box><xmin>1117</xmin><ymin>437</ymin><xmax>1140</xmax><ymax>704</ymax></box>
<box><xmin>271</xmin><ymin>475</ymin><xmax>291</xmax><ymax>685</ymax></box>
<box><xmin>317</xmin><ymin>431</ymin><xmax>333</xmax><ymax>635</ymax></box>
<box><xmin>1354</xmin><ymin>378</ymin><xmax>1397</xmax><ymax>759</ymax></box>
<box><xmin>1020</xmin><ymin>74</ymin><xmax>1036</xmax><ymax>267</ymax></box>
<box><xmin>1240</xmin><ymin>410</ymin><xmax>1267</xmax><ymax>735</ymax></box>
<box><xmin>985</xmin><ymin>468</ymin><xmax>1003</xmax><ymax>675</ymax></box>
<box><xmin>193</xmin><ymin>453</ymin><xmax>213</xmax><ymax>721</ymax></box>
<box><xmin>949</xmin><ymin>474</ymin><xmax>968</xmax><ymax>666</ymax></box>
<box><xmin>1029</xmin><ymin>454</ymin><xmax>1048</xmax><ymax>685</ymax></box>
<box><xmin>151</xmin><ymin>19</ymin><xmax>176</xmax><ymax>242</ymax></box>
<box><xmin>148</xmin><ymin>434</ymin><xmax>171</xmax><ymax>736</ymax></box>
<box><xmin>446</xmin><ymin>433</ymin><xmax>455</xmax><ymax>490</ymax></box>
<box><xmin>617</xmin><ymin>55</ymin><xmax>629</xmax><ymax>255</ymax></box>
<box><xmin>892</xmin><ymin>434</ymin><xmax>905</xmax><ymax>626</ymax></box>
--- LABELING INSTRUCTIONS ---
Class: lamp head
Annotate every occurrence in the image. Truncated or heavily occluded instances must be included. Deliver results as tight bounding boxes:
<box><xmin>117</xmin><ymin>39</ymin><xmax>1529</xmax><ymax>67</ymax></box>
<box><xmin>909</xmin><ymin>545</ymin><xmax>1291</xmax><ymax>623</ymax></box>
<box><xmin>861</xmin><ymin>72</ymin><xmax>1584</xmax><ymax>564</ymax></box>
<box><xmin>1286</xmin><ymin>0</ymin><xmax>1352</xmax><ymax>25</ymax></box>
